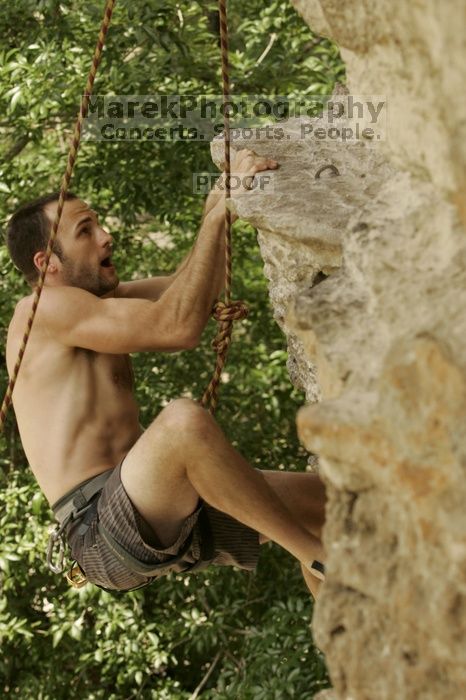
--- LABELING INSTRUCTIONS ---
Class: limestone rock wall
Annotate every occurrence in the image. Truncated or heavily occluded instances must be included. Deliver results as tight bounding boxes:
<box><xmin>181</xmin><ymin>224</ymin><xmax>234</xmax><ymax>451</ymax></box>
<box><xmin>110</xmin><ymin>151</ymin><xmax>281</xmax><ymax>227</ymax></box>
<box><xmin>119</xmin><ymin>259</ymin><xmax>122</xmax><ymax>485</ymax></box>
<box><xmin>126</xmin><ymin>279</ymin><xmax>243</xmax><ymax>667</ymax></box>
<box><xmin>212</xmin><ymin>1</ymin><xmax>466</xmax><ymax>697</ymax></box>
<box><xmin>291</xmin><ymin>0</ymin><xmax>466</xmax><ymax>221</ymax></box>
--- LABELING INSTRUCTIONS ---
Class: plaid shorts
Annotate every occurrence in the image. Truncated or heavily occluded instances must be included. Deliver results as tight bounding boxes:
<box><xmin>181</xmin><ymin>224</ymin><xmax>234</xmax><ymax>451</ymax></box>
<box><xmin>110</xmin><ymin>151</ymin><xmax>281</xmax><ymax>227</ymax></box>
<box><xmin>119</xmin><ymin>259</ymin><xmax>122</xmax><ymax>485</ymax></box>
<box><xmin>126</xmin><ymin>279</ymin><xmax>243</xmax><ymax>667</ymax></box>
<box><xmin>59</xmin><ymin>459</ymin><xmax>260</xmax><ymax>591</ymax></box>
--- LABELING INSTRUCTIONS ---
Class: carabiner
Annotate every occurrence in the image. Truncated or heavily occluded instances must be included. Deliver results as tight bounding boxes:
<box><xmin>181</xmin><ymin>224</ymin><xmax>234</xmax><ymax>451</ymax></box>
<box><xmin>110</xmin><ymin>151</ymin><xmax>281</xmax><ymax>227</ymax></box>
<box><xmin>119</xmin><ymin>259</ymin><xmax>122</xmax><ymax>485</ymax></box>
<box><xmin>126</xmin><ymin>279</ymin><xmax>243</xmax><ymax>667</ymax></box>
<box><xmin>46</xmin><ymin>527</ymin><xmax>65</xmax><ymax>574</ymax></box>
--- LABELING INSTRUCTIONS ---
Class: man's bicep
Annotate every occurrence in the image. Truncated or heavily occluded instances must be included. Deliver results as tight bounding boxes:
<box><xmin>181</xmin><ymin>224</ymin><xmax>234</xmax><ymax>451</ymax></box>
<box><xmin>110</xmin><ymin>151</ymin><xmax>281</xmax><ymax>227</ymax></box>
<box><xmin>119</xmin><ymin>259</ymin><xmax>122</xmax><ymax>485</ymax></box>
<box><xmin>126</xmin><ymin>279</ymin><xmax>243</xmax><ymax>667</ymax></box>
<box><xmin>38</xmin><ymin>287</ymin><xmax>191</xmax><ymax>354</ymax></box>
<box><xmin>115</xmin><ymin>275</ymin><xmax>174</xmax><ymax>301</ymax></box>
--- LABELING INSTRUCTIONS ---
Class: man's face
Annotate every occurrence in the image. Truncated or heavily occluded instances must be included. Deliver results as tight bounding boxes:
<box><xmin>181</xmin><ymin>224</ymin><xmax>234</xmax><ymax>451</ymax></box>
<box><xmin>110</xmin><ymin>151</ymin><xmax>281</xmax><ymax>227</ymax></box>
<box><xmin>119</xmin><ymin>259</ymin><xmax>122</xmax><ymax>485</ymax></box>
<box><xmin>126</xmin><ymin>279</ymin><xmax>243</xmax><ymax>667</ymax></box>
<box><xmin>44</xmin><ymin>198</ymin><xmax>119</xmax><ymax>297</ymax></box>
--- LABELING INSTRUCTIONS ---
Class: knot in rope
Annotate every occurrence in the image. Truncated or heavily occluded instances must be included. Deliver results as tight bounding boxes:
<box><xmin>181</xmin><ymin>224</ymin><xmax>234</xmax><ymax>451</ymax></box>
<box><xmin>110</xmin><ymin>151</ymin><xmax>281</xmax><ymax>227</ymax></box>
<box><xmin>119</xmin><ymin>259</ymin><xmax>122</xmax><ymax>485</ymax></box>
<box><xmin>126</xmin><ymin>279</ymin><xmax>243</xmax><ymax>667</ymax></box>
<box><xmin>212</xmin><ymin>299</ymin><xmax>248</xmax><ymax>323</ymax></box>
<box><xmin>211</xmin><ymin>300</ymin><xmax>249</xmax><ymax>354</ymax></box>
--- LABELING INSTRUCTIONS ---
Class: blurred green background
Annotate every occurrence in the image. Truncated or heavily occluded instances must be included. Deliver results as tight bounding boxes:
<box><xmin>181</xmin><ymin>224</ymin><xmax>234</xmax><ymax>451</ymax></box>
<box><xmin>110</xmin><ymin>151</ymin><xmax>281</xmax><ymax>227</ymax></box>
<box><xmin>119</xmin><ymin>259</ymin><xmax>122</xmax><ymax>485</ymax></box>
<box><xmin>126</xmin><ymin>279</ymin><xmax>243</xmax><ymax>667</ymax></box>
<box><xmin>0</xmin><ymin>1</ymin><xmax>344</xmax><ymax>697</ymax></box>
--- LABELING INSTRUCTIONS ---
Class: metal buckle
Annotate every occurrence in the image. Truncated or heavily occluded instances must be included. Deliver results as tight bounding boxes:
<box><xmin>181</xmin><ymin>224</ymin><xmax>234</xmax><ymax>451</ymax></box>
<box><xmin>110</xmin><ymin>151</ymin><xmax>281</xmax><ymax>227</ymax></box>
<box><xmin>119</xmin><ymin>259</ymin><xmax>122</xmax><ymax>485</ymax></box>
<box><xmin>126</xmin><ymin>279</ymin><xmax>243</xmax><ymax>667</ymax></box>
<box><xmin>65</xmin><ymin>562</ymin><xmax>88</xmax><ymax>588</ymax></box>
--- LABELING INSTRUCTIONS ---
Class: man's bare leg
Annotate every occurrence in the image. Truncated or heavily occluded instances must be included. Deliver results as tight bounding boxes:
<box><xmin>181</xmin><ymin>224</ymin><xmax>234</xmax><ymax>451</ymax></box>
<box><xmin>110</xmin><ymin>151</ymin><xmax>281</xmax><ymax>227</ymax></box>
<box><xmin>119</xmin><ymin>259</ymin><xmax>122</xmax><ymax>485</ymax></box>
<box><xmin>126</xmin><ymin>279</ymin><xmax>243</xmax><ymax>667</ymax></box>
<box><xmin>300</xmin><ymin>565</ymin><xmax>323</xmax><ymax>600</ymax></box>
<box><xmin>119</xmin><ymin>399</ymin><xmax>324</xmax><ymax>574</ymax></box>
<box><xmin>258</xmin><ymin>471</ymin><xmax>327</xmax><ymax>541</ymax></box>
<box><xmin>257</xmin><ymin>470</ymin><xmax>327</xmax><ymax>599</ymax></box>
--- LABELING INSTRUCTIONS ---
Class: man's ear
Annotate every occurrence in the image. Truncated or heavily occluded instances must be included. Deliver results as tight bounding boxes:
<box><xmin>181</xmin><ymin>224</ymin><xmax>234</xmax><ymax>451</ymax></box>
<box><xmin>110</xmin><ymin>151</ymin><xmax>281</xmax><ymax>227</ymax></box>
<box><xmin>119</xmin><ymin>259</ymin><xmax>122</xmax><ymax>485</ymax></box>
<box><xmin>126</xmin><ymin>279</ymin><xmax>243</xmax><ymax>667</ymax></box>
<box><xmin>33</xmin><ymin>250</ymin><xmax>58</xmax><ymax>274</ymax></box>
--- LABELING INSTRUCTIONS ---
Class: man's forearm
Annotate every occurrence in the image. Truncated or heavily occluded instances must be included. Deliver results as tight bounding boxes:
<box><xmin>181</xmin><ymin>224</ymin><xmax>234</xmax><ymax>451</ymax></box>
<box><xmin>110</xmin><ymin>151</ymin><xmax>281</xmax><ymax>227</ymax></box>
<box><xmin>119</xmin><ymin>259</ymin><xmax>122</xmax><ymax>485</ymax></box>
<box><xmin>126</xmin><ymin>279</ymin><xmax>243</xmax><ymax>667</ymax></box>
<box><xmin>169</xmin><ymin>174</ymin><xmax>226</xmax><ymax>282</ymax></box>
<box><xmin>202</xmin><ymin>173</ymin><xmax>225</xmax><ymax>222</ymax></box>
<box><xmin>160</xmin><ymin>206</ymin><xmax>226</xmax><ymax>341</ymax></box>
<box><xmin>146</xmin><ymin>151</ymin><xmax>276</xmax><ymax>311</ymax></box>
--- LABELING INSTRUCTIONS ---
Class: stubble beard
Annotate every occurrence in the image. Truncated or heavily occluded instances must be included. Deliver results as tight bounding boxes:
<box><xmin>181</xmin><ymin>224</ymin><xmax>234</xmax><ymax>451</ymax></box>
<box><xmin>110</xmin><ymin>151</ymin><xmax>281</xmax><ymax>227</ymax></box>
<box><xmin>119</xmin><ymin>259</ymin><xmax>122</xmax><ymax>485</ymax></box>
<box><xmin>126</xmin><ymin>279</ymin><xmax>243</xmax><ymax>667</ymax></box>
<box><xmin>61</xmin><ymin>258</ymin><xmax>118</xmax><ymax>297</ymax></box>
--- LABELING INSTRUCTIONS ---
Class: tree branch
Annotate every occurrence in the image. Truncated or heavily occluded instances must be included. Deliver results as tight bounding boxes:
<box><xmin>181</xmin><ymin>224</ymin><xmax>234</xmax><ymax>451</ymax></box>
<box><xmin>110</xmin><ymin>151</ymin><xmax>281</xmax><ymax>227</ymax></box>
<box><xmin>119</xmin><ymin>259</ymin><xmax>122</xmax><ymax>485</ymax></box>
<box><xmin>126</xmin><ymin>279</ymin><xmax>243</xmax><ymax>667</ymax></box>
<box><xmin>188</xmin><ymin>651</ymin><xmax>222</xmax><ymax>700</ymax></box>
<box><xmin>255</xmin><ymin>32</ymin><xmax>277</xmax><ymax>67</ymax></box>
<box><xmin>4</xmin><ymin>135</ymin><xmax>29</xmax><ymax>162</ymax></box>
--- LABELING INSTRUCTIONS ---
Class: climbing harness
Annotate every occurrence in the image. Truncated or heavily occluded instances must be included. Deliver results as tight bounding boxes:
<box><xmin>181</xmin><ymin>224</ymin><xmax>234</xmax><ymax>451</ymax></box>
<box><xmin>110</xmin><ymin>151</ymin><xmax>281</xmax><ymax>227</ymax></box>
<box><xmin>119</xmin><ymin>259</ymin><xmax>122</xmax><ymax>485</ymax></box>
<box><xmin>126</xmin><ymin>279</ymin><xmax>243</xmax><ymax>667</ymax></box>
<box><xmin>50</xmin><ymin>468</ymin><xmax>216</xmax><ymax>591</ymax></box>
<box><xmin>0</xmin><ymin>0</ymin><xmax>247</xmax><ymax>587</ymax></box>
<box><xmin>48</xmin><ymin>469</ymin><xmax>113</xmax><ymax>578</ymax></box>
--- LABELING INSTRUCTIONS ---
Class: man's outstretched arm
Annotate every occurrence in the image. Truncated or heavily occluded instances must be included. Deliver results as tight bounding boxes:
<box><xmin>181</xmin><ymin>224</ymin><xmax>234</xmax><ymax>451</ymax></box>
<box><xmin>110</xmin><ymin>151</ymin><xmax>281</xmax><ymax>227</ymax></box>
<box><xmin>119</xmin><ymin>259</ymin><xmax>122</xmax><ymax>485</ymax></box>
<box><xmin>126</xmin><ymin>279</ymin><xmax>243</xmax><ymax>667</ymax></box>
<box><xmin>147</xmin><ymin>150</ymin><xmax>278</xmax><ymax>344</ymax></box>
<box><xmin>115</xmin><ymin>179</ymin><xmax>225</xmax><ymax>302</ymax></box>
<box><xmin>37</xmin><ymin>154</ymin><xmax>277</xmax><ymax>356</ymax></box>
<box><xmin>116</xmin><ymin>150</ymin><xmax>279</xmax><ymax>304</ymax></box>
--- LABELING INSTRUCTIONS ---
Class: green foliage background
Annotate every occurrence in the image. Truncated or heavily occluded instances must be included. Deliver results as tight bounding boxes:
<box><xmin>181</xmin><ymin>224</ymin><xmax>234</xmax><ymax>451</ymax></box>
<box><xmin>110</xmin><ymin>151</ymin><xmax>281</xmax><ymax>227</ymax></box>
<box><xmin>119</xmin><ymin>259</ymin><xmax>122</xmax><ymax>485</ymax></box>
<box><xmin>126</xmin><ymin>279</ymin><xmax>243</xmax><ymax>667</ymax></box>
<box><xmin>0</xmin><ymin>1</ymin><xmax>344</xmax><ymax>697</ymax></box>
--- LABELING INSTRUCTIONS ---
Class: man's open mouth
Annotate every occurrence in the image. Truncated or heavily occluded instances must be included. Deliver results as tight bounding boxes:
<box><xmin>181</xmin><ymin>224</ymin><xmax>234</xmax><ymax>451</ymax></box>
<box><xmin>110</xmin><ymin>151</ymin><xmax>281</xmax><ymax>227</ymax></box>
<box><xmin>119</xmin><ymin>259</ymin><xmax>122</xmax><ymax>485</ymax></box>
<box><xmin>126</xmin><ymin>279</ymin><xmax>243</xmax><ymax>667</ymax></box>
<box><xmin>100</xmin><ymin>256</ymin><xmax>113</xmax><ymax>268</ymax></box>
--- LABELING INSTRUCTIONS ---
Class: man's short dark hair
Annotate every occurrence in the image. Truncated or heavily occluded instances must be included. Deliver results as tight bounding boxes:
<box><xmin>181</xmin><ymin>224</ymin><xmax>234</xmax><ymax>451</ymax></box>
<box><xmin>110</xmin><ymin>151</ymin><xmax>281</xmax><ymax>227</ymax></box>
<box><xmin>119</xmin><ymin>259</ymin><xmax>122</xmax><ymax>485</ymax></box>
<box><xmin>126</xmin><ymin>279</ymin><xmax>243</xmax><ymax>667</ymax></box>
<box><xmin>5</xmin><ymin>192</ymin><xmax>77</xmax><ymax>286</ymax></box>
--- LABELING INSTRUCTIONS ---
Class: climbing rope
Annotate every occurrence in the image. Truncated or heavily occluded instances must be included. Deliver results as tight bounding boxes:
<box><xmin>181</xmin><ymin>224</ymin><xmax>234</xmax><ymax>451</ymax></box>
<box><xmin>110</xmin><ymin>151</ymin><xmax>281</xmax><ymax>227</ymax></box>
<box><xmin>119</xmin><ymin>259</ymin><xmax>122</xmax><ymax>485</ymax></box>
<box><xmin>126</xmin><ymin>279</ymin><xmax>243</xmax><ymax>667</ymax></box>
<box><xmin>200</xmin><ymin>0</ymin><xmax>249</xmax><ymax>413</ymax></box>
<box><xmin>0</xmin><ymin>0</ymin><xmax>245</xmax><ymax>433</ymax></box>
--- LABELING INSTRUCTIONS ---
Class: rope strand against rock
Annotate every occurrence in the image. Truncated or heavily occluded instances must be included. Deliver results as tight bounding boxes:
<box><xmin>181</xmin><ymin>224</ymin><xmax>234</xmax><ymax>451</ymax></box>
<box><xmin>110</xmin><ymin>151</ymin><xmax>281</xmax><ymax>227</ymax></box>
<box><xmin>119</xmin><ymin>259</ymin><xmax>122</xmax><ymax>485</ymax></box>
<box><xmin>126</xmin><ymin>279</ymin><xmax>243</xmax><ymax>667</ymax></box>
<box><xmin>200</xmin><ymin>0</ymin><xmax>249</xmax><ymax>414</ymax></box>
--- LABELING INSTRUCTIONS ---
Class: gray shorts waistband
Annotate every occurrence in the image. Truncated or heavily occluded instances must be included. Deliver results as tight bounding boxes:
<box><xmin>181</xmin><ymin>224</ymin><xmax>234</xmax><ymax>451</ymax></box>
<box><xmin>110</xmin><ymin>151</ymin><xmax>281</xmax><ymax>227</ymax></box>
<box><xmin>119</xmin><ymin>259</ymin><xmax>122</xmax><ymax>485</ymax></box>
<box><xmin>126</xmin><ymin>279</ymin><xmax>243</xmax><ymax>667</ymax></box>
<box><xmin>52</xmin><ymin>468</ymin><xmax>114</xmax><ymax>524</ymax></box>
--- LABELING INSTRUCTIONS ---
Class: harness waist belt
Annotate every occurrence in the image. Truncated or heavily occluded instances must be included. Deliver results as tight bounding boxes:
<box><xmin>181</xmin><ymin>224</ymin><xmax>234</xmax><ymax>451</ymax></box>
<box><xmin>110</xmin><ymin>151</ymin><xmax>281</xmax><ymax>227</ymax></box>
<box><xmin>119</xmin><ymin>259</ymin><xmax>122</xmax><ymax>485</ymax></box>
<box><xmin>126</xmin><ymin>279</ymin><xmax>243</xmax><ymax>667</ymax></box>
<box><xmin>52</xmin><ymin>469</ymin><xmax>114</xmax><ymax>524</ymax></box>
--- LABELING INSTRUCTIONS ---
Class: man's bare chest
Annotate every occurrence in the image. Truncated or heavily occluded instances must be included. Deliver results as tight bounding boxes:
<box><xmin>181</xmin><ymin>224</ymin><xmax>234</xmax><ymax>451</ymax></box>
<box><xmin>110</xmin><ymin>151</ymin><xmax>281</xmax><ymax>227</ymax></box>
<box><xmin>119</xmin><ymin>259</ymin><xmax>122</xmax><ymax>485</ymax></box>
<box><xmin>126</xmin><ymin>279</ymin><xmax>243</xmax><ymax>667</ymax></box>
<box><xmin>100</xmin><ymin>353</ymin><xmax>135</xmax><ymax>392</ymax></box>
<box><xmin>60</xmin><ymin>351</ymin><xmax>139</xmax><ymax>419</ymax></box>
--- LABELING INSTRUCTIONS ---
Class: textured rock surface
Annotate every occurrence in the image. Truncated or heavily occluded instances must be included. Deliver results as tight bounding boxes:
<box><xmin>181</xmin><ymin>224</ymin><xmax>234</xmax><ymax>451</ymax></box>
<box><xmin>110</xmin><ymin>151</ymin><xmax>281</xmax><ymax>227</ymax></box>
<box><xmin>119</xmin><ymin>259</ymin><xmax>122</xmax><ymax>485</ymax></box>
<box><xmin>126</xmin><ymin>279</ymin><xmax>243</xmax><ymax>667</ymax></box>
<box><xmin>291</xmin><ymin>0</ymin><xmax>466</xmax><ymax>226</ymax></box>
<box><xmin>211</xmin><ymin>119</ymin><xmax>395</xmax><ymax>406</ymax></box>
<box><xmin>212</xmin><ymin>1</ymin><xmax>466</xmax><ymax>697</ymax></box>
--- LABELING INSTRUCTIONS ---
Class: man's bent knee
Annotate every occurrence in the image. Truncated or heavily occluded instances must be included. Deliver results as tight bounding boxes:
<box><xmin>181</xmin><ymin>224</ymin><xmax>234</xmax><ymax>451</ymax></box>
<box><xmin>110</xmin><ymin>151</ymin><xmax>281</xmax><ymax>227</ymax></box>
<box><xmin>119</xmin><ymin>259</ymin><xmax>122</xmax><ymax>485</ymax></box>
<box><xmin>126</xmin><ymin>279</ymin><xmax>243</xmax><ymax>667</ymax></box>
<box><xmin>154</xmin><ymin>398</ymin><xmax>215</xmax><ymax>442</ymax></box>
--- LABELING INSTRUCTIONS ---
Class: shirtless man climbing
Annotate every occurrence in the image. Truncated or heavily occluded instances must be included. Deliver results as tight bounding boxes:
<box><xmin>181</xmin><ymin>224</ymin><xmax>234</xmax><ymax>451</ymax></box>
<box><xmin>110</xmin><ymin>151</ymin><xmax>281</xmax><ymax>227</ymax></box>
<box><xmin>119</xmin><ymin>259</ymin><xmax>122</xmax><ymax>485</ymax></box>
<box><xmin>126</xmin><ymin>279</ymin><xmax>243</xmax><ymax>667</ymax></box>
<box><xmin>5</xmin><ymin>148</ymin><xmax>327</xmax><ymax>600</ymax></box>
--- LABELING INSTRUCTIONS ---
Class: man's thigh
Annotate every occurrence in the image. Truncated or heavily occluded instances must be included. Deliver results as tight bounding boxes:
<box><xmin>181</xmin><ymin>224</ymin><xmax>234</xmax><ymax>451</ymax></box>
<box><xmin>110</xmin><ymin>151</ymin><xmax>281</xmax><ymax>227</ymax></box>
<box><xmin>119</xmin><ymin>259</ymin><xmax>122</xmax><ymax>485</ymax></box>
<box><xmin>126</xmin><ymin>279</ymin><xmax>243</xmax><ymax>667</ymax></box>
<box><xmin>119</xmin><ymin>410</ymin><xmax>201</xmax><ymax>548</ymax></box>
